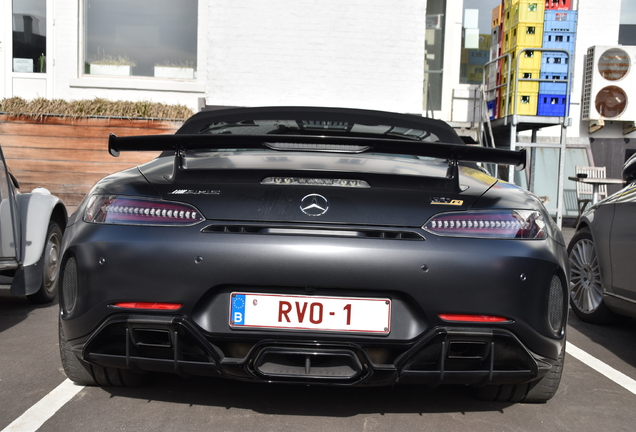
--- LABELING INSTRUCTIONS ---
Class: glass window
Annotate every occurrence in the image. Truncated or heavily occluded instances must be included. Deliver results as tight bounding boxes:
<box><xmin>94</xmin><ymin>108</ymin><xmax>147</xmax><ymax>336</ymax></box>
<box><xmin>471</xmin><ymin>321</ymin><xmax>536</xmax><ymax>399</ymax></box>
<box><xmin>619</xmin><ymin>0</ymin><xmax>636</xmax><ymax>45</ymax></box>
<box><xmin>85</xmin><ymin>0</ymin><xmax>198</xmax><ymax>78</ymax></box>
<box><xmin>424</xmin><ymin>0</ymin><xmax>446</xmax><ymax>112</ymax></box>
<box><xmin>12</xmin><ymin>0</ymin><xmax>47</xmax><ymax>73</ymax></box>
<box><xmin>460</xmin><ymin>0</ymin><xmax>501</xmax><ymax>84</ymax></box>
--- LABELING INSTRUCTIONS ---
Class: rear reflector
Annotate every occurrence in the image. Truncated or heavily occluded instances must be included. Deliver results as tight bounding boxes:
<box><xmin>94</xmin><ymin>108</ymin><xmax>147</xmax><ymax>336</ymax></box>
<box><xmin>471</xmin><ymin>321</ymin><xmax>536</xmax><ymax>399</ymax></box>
<box><xmin>112</xmin><ymin>302</ymin><xmax>182</xmax><ymax>310</ymax></box>
<box><xmin>438</xmin><ymin>314</ymin><xmax>511</xmax><ymax>323</ymax></box>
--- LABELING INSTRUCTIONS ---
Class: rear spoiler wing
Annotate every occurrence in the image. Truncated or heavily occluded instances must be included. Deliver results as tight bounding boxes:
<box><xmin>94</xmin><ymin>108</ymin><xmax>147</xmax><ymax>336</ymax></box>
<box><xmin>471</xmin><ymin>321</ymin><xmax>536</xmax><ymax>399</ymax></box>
<box><xmin>108</xmin><ymin>133</ymin><xmax>525</xmax><ymax>190</ymax></box>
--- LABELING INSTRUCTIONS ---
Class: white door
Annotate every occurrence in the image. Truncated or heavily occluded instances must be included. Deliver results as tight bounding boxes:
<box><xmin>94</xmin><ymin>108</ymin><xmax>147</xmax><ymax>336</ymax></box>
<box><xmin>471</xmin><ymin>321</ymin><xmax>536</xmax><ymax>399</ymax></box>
<box><xmin>5</xmin><ymin>0</ymin><xmax>51</xmax><ymax>99</ymax></box>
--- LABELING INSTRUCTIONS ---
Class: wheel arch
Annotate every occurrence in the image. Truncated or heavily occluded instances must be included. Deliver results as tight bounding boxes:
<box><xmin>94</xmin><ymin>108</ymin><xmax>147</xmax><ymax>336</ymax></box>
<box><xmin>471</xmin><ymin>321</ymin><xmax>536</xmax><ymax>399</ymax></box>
<box><xmin>9</xmin><ymin>191</ymin><xmax>67</xmax><ymax>296</ymax></box>
<box><xmin>16</xmin><ymin>191</ymin><xmax>67</xmax><ymax>266</ymax></box>
<box><xmin>571</xmin><ymin>206</ymin><xmax>614</xmax><ymax>295</ymax></box>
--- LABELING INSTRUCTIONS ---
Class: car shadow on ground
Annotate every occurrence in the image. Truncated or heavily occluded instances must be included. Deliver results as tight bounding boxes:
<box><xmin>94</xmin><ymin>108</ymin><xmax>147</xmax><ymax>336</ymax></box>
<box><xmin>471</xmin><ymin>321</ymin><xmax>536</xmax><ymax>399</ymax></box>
<box><xmin>567</xmin><ymin>311</ymin><xmax>636</xmax><ymax>369</ymax></box>
<box><xmin>0</xmin><ymin>291</ymin><xmax>58</xmax><ymax>334</ymax></box>
<box><xmin>103</xmin><ymin>374</ymin><xmax>513</xmax><ymax>416</ymax></box>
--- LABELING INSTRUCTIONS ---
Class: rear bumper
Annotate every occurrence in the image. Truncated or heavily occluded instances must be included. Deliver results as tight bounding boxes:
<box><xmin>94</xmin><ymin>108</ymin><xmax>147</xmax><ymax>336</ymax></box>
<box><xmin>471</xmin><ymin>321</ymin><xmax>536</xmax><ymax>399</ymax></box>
<box><xmin>60</xmin><ymin>221</ymin><xmax>569</xmax><ymax>379</ymax></box>
<box><xmin>74</xmin><ymin>314</ymin><xmax>555</xmax><ymax>387</ymax></box>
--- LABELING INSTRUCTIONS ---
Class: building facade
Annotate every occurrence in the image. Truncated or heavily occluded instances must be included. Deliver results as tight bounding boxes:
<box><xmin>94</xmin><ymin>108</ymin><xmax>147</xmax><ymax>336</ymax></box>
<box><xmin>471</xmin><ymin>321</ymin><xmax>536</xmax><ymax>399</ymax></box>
<box><xmin>1</xmin><ymin>0</ymin><xmax>431</xmax><ymax>113</ymax></box>
<box><xmin>1</xmin><ymin>0</ymin><xmax>635</xmax><ymax>212</ymax></box>
<box><xmin>0</xmin><ymin>1</ymin><xmax>631</xmax><ymax>124</ymax></box>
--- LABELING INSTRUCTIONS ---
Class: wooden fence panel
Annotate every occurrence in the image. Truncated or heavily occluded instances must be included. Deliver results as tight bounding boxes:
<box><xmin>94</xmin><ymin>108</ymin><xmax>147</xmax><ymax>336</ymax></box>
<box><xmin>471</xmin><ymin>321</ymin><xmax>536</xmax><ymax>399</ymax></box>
<box><xmin>0</xmin><ymin>115</ymin><xmax>181</xmax><ymax>214</ymax></box>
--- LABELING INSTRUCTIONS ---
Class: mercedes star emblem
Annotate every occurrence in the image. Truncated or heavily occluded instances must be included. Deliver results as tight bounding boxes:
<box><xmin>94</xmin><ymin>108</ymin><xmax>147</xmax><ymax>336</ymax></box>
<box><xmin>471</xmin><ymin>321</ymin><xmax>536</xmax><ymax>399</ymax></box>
<box><xmin>300</xmin><ymin>194</ymin><xmax>329</xmax><ymax>216</ymax></box>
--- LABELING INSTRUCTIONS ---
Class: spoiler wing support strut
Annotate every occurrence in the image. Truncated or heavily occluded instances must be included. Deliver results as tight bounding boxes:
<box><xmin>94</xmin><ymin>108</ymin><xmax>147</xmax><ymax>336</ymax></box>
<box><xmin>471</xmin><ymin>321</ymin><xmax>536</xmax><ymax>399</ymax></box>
<box><xmin>165</xmin><ymin>146</ymin><xmax>187</xmax><ymax>182</ymax></box>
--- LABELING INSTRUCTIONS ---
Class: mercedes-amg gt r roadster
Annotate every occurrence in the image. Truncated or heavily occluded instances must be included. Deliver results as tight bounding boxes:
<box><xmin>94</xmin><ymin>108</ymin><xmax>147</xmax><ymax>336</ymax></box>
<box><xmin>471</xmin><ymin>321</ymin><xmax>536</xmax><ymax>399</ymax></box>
<box><xmin>58</xmin><ymin>107</ymin><xmax>568</xmax><ymax>403</ymax></box>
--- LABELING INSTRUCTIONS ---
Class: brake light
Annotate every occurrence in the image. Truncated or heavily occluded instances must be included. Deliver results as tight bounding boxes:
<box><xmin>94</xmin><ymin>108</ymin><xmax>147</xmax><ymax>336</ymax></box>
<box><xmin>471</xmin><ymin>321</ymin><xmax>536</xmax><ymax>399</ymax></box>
<box><xmin>84</xmin><ymin>195</ymin><xmax>204</xmax><ymax>226</ymax></box>
<box><xmin>423</xmin><ymin>210</ymin><xmax>547</xmax><ymax>239</ymax></box>
<box><xmin>112</xmin><ymin>302</ymin><xmax>182</xmax><ymax>310</ymax></box>
<box><xmin>439</xmin><ymin>314</ymin><xmax>511</xmax><ymax>323</ymax></box>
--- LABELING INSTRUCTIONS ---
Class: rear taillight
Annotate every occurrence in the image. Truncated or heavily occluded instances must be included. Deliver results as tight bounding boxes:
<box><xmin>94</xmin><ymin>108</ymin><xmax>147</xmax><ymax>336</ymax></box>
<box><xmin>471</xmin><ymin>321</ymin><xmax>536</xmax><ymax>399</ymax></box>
<box><xmin>423</xmin><ymin>210</ymin><xmax>547</xmax><ymax>239</ymax></box>
<box><xmin>84</xmin><ymin>195</ymin><xmax>204</xmax><ymax>226</ymax></box>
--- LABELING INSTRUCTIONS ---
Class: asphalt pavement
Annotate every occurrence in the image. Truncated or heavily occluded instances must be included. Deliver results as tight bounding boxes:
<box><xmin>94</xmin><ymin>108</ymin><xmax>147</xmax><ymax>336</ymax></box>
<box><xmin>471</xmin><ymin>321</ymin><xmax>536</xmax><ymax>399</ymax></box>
<box><xmin>4</xmin><ymin>223</ymin><xmax>636</xmax><ymax>432</ymax></box>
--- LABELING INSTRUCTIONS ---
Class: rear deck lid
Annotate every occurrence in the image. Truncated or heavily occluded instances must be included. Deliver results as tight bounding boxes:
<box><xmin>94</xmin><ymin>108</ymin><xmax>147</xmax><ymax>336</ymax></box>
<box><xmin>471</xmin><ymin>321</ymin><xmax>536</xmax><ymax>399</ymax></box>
<box><xmin>137</xmin><ymin>150</ymin><xmax>503</xmax><ymax>227</ymax></box>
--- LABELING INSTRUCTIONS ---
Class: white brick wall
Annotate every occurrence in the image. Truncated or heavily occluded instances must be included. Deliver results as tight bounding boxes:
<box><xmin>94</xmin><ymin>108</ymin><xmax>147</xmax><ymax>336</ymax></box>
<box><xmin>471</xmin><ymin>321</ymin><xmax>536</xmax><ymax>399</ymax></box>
<box><xmin>30</xmin><ymin>0</ymin><xmax>426</xmax><ymax>113</ymax></box>
<box><xmin>206</xmin><ymin>0</ymin><xmax>427</xmax><ymax>113</ymax></box>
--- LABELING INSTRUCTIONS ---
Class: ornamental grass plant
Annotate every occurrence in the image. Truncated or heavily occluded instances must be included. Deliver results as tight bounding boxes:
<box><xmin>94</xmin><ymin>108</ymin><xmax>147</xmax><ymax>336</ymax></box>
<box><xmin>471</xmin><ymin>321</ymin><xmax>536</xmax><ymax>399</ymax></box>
<box><xmin>0</xmin><ymin>97</ymin><xmax>194</xmax><ymax>121</ymax></box>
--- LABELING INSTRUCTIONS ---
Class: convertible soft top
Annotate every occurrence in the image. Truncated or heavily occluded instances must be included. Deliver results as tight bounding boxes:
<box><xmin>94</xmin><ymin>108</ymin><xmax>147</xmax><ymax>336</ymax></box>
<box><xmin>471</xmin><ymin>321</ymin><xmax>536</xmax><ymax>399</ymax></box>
<box><xmin>177</xmin><ymin>106</ymin><xmax>465</xmax><ymax>143</ymax></box>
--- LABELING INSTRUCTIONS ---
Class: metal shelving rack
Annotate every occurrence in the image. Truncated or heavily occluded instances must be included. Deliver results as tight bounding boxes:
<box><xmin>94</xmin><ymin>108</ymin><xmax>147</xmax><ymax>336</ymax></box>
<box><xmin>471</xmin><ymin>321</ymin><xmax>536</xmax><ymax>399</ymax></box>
<box><xmin>479</xmin><ymin>48</ymin><xmax>572</xmax><ymax>228</ymax></box>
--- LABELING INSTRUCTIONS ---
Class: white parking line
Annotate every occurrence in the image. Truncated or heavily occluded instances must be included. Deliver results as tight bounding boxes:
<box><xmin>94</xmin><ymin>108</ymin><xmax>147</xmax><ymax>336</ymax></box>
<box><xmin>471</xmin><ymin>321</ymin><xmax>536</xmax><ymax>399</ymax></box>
<box><xmin>567</xmin><ymin>342</ymin><xmax>636</xmax><ymax>395</ymax></box>
<box><xmin>1</xmin><ymin>379</ymin><xmax>84</xmax><ymax>432</ymax></box>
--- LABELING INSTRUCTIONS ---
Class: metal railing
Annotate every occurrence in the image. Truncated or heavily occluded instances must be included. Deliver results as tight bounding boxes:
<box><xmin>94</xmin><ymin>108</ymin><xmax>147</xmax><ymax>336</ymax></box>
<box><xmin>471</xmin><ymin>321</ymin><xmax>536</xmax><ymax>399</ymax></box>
<box><xmin>478</xmin><ymin>48</ymin><xmax>573</xmax><ymax>228</ymax></box>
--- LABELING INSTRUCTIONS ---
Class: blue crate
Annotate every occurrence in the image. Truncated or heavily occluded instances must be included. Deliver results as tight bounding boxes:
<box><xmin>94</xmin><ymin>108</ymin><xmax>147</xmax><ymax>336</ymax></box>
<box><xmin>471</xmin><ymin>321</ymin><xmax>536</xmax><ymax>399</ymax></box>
<box><xmin>538</xmin><ymin>93</ymin><xmax>568</xmax><ymax>116</ymax></box>
<box><xmin>468</xmin><ymin>50</ymin><xmax>490</xmax><ymax>66</ymax></box>
<box><xmin>544</xmin><ymin>10</ymin><xmax>577</xmax><ymax>33</ymax></box>
<box><xmin>487</xmin><ymin>99</ymin><xmax>498</xmax><ymax>120</ymax></box>
<box><xmin>541</xmin><ymin>52</ymin><xmax>571</xmax><ymax>74</ymax></box>
<box><xmin>539</xmin><ymin>72</ymin><xmax>572</xmax><ymax>94</ymax></box>
<box><xmin>542</xmin><ymin>31</ymin><xmax>575</xmax><ymax>56</ymax></box>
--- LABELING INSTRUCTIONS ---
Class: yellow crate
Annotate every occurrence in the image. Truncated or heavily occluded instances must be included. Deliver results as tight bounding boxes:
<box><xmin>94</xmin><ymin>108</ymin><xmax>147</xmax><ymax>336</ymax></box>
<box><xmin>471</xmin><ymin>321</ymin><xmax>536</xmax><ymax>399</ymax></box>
<box><xmin>503</xmin><ymin>29</ymin><xmax>511</xmax><ymax>52</ymax></box>
<box><xmin>479</xmin><ymin>34</ymin><xmax>492</xmax><ymax>51</ymax></box>
<box><xmin>504</xmin><ymin>0</ymin><xmax>543</xmax><ymax>31</ymax></box>
<box><xmin>504</xmin><ymin>23</ymin><xmax>544</xmax><ymax>50</ymax></box>
<box><xmin>500</xmin><ymin>91</ymin><xmax>538</xmax><ymax>116</ymax></box>
<box><xmin>503</xmin><ymin>3</ymin><xmax>518</xmax><ymax>31</ymax></box>
<box><xmin>511</xmin><ymin>1</ymin><xmax>545</xmax><ymax>27</ymax></box>
<box><xmin>514</xmin><ymin>23</ymin><xmax>543</xmax><ymax>47</ymax></box>
<box><xmin>504</xmin><ymin>0</ymin><xmax>519</xmax><ymax>11</ymax></box>
<box><xmin>501</xmin><ymin>67</ymin><xmax>541</xmax><ymax>94</ymax></box>
<box><xmin>467</xmin><ymin>64</ymin><xmax>485</xmax><ymax>84</ymax></box>
<box><xmin>503</xmin><ymin>46</ymin><xmax>542</xmax><ymax>71</ymax></box>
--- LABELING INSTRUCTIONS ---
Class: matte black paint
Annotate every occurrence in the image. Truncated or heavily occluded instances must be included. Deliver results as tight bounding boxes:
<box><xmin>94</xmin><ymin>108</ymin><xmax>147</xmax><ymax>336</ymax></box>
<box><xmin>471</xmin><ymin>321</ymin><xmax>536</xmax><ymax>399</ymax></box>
<box><xmin>60</xmin><ymin>107</ymin><xmax>568</xmax><ymax>388</ymax></box>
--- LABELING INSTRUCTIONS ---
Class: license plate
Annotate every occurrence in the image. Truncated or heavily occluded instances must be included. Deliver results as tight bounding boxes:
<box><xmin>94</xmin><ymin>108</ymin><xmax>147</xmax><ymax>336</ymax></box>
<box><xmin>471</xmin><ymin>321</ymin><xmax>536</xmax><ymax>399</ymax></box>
<box><xmin>229</xmin><ymin>293</ymin><xmax>391</xmax><ymax>334</ymax></box>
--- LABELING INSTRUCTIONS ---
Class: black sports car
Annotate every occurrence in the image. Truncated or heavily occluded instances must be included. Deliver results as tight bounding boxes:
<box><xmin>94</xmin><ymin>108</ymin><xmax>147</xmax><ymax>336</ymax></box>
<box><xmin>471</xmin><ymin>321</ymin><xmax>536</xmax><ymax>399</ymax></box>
<box><xmin>59</xmin><ymin>107</ymin><xmax>568</xmax><ymax>403</ymax></box>
<box><xmin>568</xmin><ymin>153</ymin><xmax>636</xmax><ymax>324</ymax></box>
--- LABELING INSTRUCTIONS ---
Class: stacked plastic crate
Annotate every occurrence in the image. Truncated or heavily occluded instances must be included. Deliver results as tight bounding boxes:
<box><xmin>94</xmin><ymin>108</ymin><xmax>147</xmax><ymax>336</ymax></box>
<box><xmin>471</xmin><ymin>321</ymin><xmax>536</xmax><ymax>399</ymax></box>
<box><xmin>487</xmin><ymin>4</ymin><xmax>503</xmax><ymax>120</ymax></box>
<box><xmin>538</xmin><ymin>0</ymin><xmax>577</xmax><ymax>116</ymax></box>
<box><xmin>461</xmin><ymin>40</ymin><xmax>490</xmax><ymax>85</ymax></box>
<box><xmin>500</xmin><ymin>0</ymin><xmax>545</xmax><ymax>116</ymax></box>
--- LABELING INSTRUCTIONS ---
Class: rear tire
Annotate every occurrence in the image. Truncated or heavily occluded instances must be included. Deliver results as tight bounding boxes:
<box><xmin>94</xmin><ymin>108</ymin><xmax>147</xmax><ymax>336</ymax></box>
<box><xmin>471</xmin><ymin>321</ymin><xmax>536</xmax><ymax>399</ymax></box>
<box><xmin>59</xmin><ymin>317</ymin><xmax>147</xmax><ymax>387</ymax></box>
<box><xmin>472</xmin><ymin>342</ymin><xmax>565</xmax><ymax>403</ymax></box>
<box><xmin>59</xmin><ymin>317</ymin><xmax>97</xmax><ymax>385</ymax></box>
<box><xmin>27</xmin><ymin>221</ymin><xmax>63</xmax><ymax>304</ymax></box>
<box><xmin>523</xmin><ymin>343</ymin><xmax>565</xmax><ymax>403</ymax></box>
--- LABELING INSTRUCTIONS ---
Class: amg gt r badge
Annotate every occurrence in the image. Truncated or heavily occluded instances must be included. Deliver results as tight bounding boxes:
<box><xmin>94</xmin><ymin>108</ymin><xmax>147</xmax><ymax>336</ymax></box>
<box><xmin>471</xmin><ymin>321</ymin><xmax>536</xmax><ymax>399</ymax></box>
<box><xmin>431</xmin><ymin>197</ymin><xmax>463</xmax><ymax>206</ymax></box>
<box><xmin>300</xmin><ymin>194</ymin><xmax>329</xmax><ymax>216</ymax></box>
<box><xmin>169</xmin><ymin>189</ymin><xmax>220</xmax><ymax>195</ymax></box>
